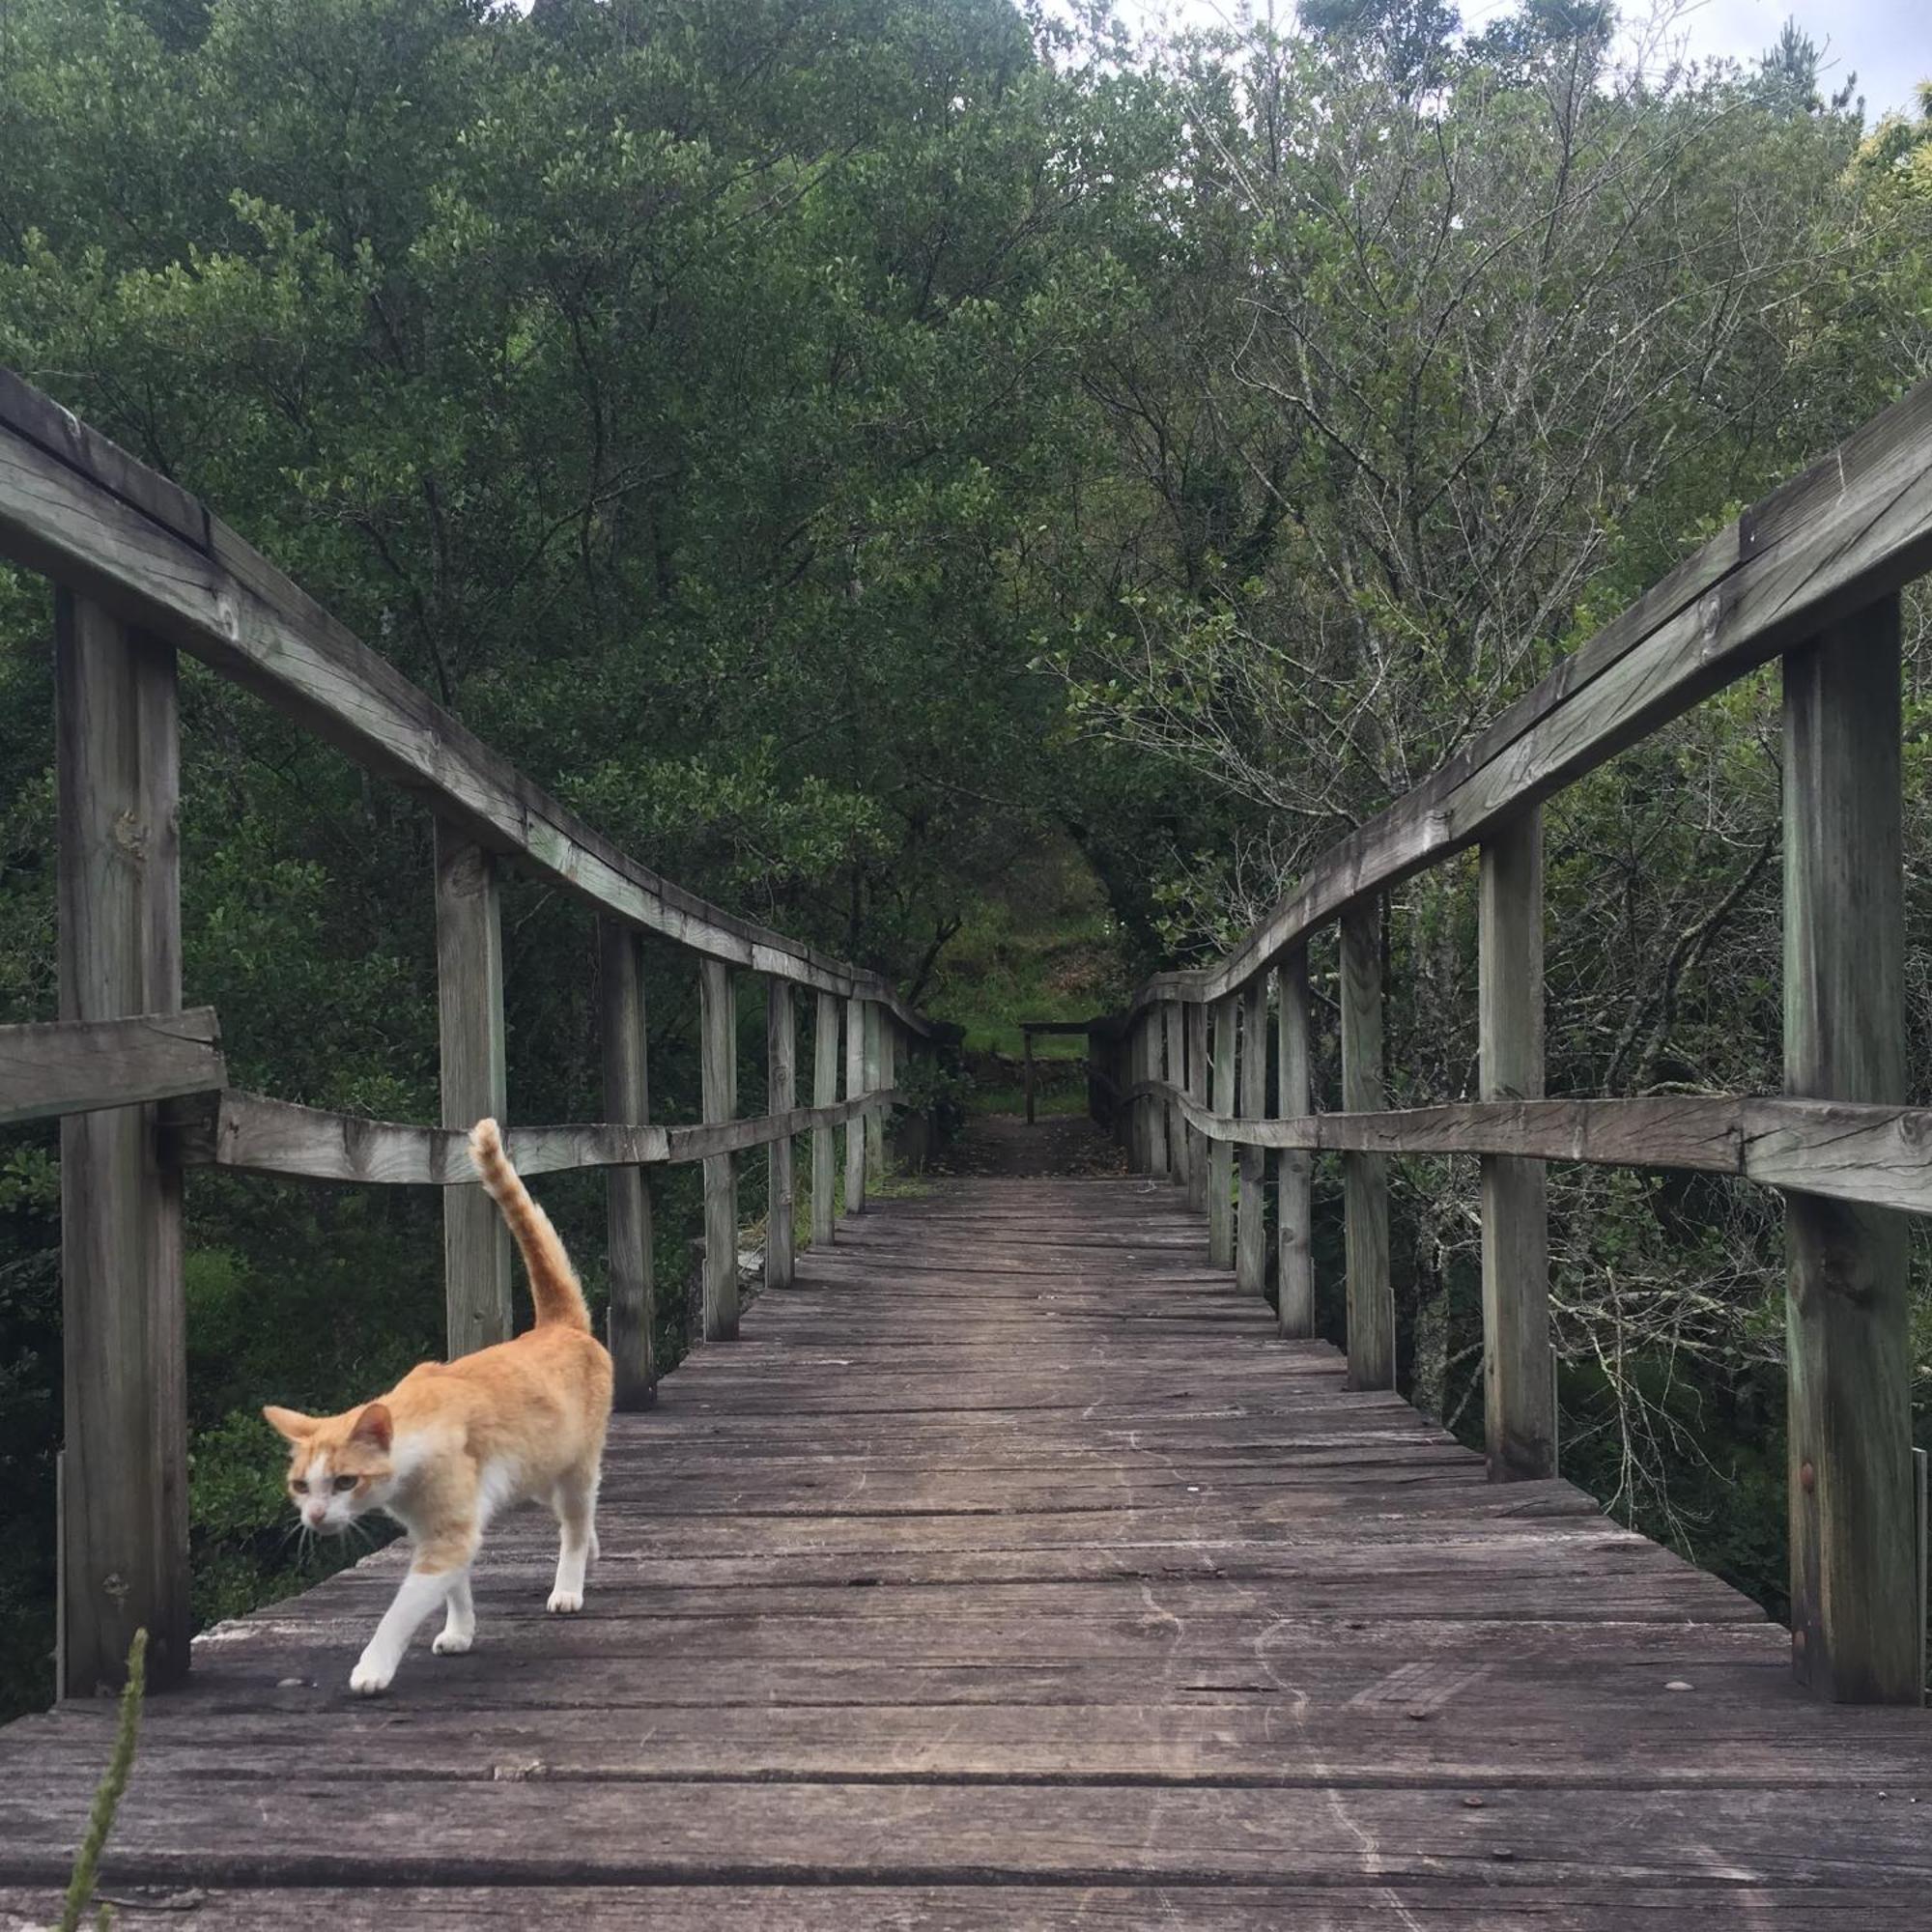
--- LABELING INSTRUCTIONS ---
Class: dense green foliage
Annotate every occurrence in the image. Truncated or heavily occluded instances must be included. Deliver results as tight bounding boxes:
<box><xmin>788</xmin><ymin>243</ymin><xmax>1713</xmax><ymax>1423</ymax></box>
<box><xmin>2</xmin><ymin>0</ymin><xmax>1929</xmax><ymax>1717</ymax></box>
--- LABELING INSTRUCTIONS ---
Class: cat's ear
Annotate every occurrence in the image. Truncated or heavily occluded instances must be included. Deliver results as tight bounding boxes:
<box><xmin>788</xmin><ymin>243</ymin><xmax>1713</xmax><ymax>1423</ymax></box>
<box><xmin>350</xmin><ymin>1402</ymin><xmax>393</xmax><ymax>1451</ymax></box>
<box><xmin>262</xmin><ymin>1405</ymin><xmax>316</xmax><ymax>1442</ymax></box>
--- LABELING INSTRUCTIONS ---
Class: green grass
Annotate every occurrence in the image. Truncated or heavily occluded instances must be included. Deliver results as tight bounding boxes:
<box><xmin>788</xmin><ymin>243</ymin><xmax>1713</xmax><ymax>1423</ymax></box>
<box><xmin>922</xmin><ymin>837</ymin><xmax>1130</xmax><ymax>1063</ymax></box>
<box><xmin>970</xmin><ymin>1083</ymin><xmax>1089</xmax><ymax>1118</ymax></box>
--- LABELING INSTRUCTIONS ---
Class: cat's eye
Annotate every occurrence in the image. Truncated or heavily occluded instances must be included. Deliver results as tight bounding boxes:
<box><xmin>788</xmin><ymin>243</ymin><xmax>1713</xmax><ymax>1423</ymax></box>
<box><xmin>332</xmin><ymin>1474</ymin><xmax>358</xmax><ymax>1493</ymax></box>
<box><xmin>290</xmin><ymin>1480</ymin><xmax>308</xmax><ymax>1495</ymax></box>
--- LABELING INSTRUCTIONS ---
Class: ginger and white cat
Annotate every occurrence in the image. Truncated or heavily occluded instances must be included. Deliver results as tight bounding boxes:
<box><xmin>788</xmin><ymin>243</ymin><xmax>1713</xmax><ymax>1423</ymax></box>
<box><xmin>264</xmin><ymin>1119</ymin><xmax>612</xmax><ymax>1695</ymax></box>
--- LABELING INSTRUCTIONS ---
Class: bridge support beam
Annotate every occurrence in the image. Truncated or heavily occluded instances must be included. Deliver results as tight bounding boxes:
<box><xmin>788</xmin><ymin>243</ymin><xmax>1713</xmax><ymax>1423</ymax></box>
<box><xmin>1185</xmin><ymin>1002</ymin><xmax>1208</xmax><ymax>1213</ymax></box>
<box><xmin>1236</xmin><ymin>977</ymin><xmax>1267</xmax><ymax>1297</ymax></box>
<box><xmin>864</xmin><ymin>1001</ymin><xmax>884</xmax><ymax>1186</ymax></box>
<box><xmin>436</xmin><ymin>819</ymin><xmax>511</xmax><ymax>1356</ymax></box>
<box><xmin>699</xmin><ymin>959</ymin><xmax>739</xmax><ymax>1340</ymax></box>
<box><xmin>55</xmin><ymin>592</ymin><xmax>190</xmax><ymax>1696</ymax></box>
<box><xmin>1275</xmin><ymin>951</ymin><xmax>1315</xmax><ymax>1339</ymax></box>
<box><xmin>1208</xmin><ymin>995</ymin><xmax>1236</xmax><ymax>1268</ymax></box>
<box><xmin>1146</xmin><ymin>1009</ymin><xmax>1170</xmax><ymax>1178</ymax></box>
<box><xmin>766</xmin><ymin>980</ymin><xmax>795</xmax><ymax>1292</ymax></box>
<box><xmin>812</xmin><ymin>991</ymin><xmax>839</xmax><ymax>1242</ymax></box>
<box><xmin>843</xmin><ymin>995</ymin><xmax>867</xmax><ymax>1215</ymax></box>
<box><xmin>1783</xmin><ymin>593</ymin><xmax>1919</xmax><ymax>1703</ymax></box>
<box><xmin>1341</xmin><ymin>898</ymin><xmax>1394</xmax><ymax>1390</ymax></box>
<box><xmin>600</xmin><ymin>919</ymin><xmax>655</xmax><ymax>1408</ymax></box>
<box><xmin>1163</xmin><ymin>1003</ymin><xmax>1186</xmax><ymax>1189</ymax></box>
<box><xmin>1479</xmin><ymin>808</ymin><xmax>1554</xmax><ymax>1480</ymax></box>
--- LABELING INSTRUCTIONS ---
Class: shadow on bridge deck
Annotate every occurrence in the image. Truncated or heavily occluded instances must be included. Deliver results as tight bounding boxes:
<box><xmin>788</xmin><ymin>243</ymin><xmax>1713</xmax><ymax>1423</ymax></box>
<box><xmin>2</xmin><ymin>1178</ymin><xmax>1927</xmax><ymax>1927</ymax></box>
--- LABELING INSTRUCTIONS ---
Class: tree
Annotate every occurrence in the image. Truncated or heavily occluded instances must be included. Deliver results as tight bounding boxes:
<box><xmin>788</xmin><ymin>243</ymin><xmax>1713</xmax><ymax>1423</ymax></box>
<box><xmin>1300</xmin><ymin>0</ymin><xmax>1460</xmax><ymax>94</ymax></box>
<box><xmin>1753</xmin><ymin>15</ymin><xmax>1858</xmax><ymax>117</ymax></box>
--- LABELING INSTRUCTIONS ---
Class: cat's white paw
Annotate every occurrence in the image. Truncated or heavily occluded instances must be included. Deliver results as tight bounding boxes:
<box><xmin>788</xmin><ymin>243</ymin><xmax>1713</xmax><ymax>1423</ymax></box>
<box><xmin>348</xmin><ymin>1655</ymin><xmax>394</xmax><ymax>1695</ymax></box>
<box><xmin>432</xmin><ymin>1630</ymin><xmax>473</xmax><ymax>1656</ymax></box>
<box><xmin>546</xmin><ymin>1586</ymin><xmax>583</xmax><ymax>1614</ymax></box>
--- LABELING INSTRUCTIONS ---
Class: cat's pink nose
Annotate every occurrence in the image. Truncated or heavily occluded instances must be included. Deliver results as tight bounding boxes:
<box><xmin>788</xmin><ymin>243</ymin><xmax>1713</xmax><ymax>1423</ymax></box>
<box><xmin>303</xmin><ymin>1505</ymin><xmax>327</xmax><ymax>1527</ymax></box>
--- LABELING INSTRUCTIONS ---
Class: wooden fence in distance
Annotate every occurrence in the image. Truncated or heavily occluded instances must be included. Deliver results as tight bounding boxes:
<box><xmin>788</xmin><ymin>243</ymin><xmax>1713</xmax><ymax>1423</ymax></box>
<box><xmin>0</xmin><ymin>370</ymin><xmax>927</xmax><ymax>1701</ymax></box>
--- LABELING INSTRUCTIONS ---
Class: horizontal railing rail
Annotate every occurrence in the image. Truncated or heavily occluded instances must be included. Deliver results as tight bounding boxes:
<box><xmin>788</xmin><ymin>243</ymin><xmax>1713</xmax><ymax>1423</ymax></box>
<box><xmin>161</xmin><ymin>1086</ymin><xmax>904</xmax><ymax>1185</ymax></box>
<box><xmin>0</xmin><ymin>368</ymin><xmax>928</xmax><ymax>1699</ymax></box>
<box><xmin>1123</xmin><ymin>1086</ymin><xmax>1932</xmax><ymax>1216</ymax></box>
<box><xmin>1054</xmin><ymin>373</ymin><xmax>1932</xmax><ymax>1709</ymax></box>
<box><xmin>0</xmin><ymin>372</ymin><xmax>926</xmax><ymax>1028</ymax></box>
<box><xmin>0</xmin><ymin>1009</ymin><xmax>224</xmax><ymax>1126</ymax></box>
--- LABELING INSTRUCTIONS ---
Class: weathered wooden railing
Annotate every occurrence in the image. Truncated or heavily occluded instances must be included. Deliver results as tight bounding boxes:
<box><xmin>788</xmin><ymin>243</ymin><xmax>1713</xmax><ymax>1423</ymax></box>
<box><xmin>1061</xmin><ymin>380</ymin><xmax>1932</xmax><ymax>1706</ymax></box>
<box><xmin>0</xmin><ymin>370</ymin><xmax>927</xmax><ymax>1699</ymax></box>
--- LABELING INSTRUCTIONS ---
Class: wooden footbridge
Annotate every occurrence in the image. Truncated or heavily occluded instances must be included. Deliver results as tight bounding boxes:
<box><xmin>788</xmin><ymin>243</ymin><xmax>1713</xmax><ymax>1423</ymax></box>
<box><xmin>2</xmin><ymin>1164</ymin><xmax>1929</xmax><ymax>1925</ymax></box>
<box><xmin>1</xmin><ymin>370</ymin><xmax>1930</xmax><ymax>1922</ymax></box>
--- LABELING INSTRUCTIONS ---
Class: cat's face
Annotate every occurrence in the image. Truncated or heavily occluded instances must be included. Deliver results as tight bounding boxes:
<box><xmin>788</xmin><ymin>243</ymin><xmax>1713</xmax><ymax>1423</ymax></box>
<box><xmin>263</xmin><ymin>1401</ymin><xmax>396</xmax><ymax>1536</ymax></box>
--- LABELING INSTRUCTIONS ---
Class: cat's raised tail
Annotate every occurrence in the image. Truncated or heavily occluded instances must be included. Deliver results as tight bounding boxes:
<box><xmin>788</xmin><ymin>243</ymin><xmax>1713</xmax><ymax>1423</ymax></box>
<box><xmin>468</xmin><ymin>1119</ymin><xmax>590</xmax><ymax>1331</ymax></box>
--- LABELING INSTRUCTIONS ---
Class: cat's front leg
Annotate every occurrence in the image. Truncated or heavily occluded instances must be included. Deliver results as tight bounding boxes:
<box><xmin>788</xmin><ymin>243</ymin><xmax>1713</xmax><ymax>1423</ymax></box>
<box><xmin>351</xmin><ymin>1536</ymin><xmax>473</xmax><ymax>1693</ymax></box>
<box><xmin>432</xmin><ymin>1571</ymin><xmax>475</xmax><ymax>1656</ymax></box>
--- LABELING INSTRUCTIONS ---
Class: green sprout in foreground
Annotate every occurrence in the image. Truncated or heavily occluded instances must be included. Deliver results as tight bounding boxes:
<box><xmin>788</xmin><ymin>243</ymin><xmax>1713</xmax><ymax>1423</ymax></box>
<box><xmin>59</xmin><ymin>1629</ymin><xmax>147</xmax><ymax>1932</ymax></box>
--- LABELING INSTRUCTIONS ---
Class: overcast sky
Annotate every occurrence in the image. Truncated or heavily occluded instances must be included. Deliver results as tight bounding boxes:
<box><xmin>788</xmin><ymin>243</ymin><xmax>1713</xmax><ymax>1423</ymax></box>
<box><xmin>1119</xmin><ymin>0</ymin><xmax>1931</xmax><ymax>123</ymax></box>
<box><xmin>1648</xmin><ymin>0</ymin><xmax>1927</xmax><ymax>119</ymax></box>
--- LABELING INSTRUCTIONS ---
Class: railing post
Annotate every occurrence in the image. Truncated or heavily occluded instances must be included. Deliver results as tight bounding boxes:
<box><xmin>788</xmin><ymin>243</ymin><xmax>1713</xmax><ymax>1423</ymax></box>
<box><xmin>1479</xmin><ymin>809</ymin><xmax>1553</xmax><ymax>1479</ymax></box>
<box><xmin>1340</xmin><ymin>899</ymin><xmax>1393</xmax><ymax>1389</ymax></box>
<box><xmin>843</xmin><ymin>994</ymin><xmax>867</xmax><ymax>1216</ymax></box>
<box><xmin>1163</xmin><ymin>1002</ymin><xmax>1186</xmax><ymax>1190</ymax></box>
<box><xmin>864</xmin><ymin>999</ymin><xmax>885</xmax><ymax>1186</ymax></box>
<box><xmin>1147</xmin><ymin>1007</ymin><xmax>1170</xmax><ymax>1178</ymax></box>
<box><xmin>1236</xmin><ymin>976</ymin><xmax>1267</xmax><ymax>1297</ymax></box>
<box><xmin>435</xmin><ymin>818</ymin><xmax>511</xmax><ymax>1355</ymax></box>
<box><xmin>883</xmin><ymin>1011</ymin><xmax>901</xmax><ymax>1160</ymax></box>
<box><xmin>599</xmin><ymin>919</ymin><xmax>655</xmax><ymax>1409</ymax></box>
<box><xmin>1023</xmin><ymin>1026</ymin><xmax>1036</xmax><ymax>1125</ymax></box>
<box><xmin>55</xmin><ymin>592</ymin><xmax>189</xmax><ymax>1695</ymax></box>
<box><xmin>1275</xmin><ymin>951</ymin><xmax>1314</xmax><ymax>1338</ymax></box>
<box><xmin>1208</xmin><ymin>994</ymin><xmax>1236</xmax><ymax>1267</ymax></box>
<box><xmin>1783</xmin><ymin>593</ymin><xmax>1918</xmax><ymax>1703</ymax></box>
<box><xmin>812</xmin><ymin>990</ymin><xmax>839</xmax><ymax>1242</ymax></box>
<box><xmin>1141</xmin><ymin>1012</ymin><xmax>1158</xmax><ymax>1171</ymax></box>
<box><xmin>698</xmin><ymin>958</ymin><xmax>739</xmax><ymax>1341</ymax></box>
<box><xmin>1185</xmin><ymin>1001</ymin><xmax>1208</xmax><ymax>1213</ymax></box>
<box><xmin>766</xmin><ymin>980</ymin><xmax>795</xmax><ymax>1292</ymax></box>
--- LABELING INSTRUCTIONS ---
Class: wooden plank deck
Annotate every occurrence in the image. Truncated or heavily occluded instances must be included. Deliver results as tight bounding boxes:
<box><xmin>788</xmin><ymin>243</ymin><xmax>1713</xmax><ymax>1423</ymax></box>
<box><xmin>3</xmin><ymin>1174</ymin><xmax>1929</xmax><ymax>1928</ymax></box>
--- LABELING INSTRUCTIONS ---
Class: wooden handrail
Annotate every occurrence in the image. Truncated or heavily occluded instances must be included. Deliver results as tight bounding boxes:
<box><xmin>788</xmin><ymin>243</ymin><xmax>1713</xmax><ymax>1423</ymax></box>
<box><xmin>0</xmin><ymin>1009</ymin><xmax>223</xmax><ymax>1125</ymax></box>
<box><xmin>161</xmin><ymin>1088</ymin><xmax>904</xmax><ymax>1185</ymax></box>
<box><xmin>1118</xmin><ymin>1082</ymin><xmax>1932</xmax><ymax>1215</ymax></box>
<box><xmin>0</xmin><ymin>371</ymin><xmax>927</xmax><ymax>1034</ymax></box>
